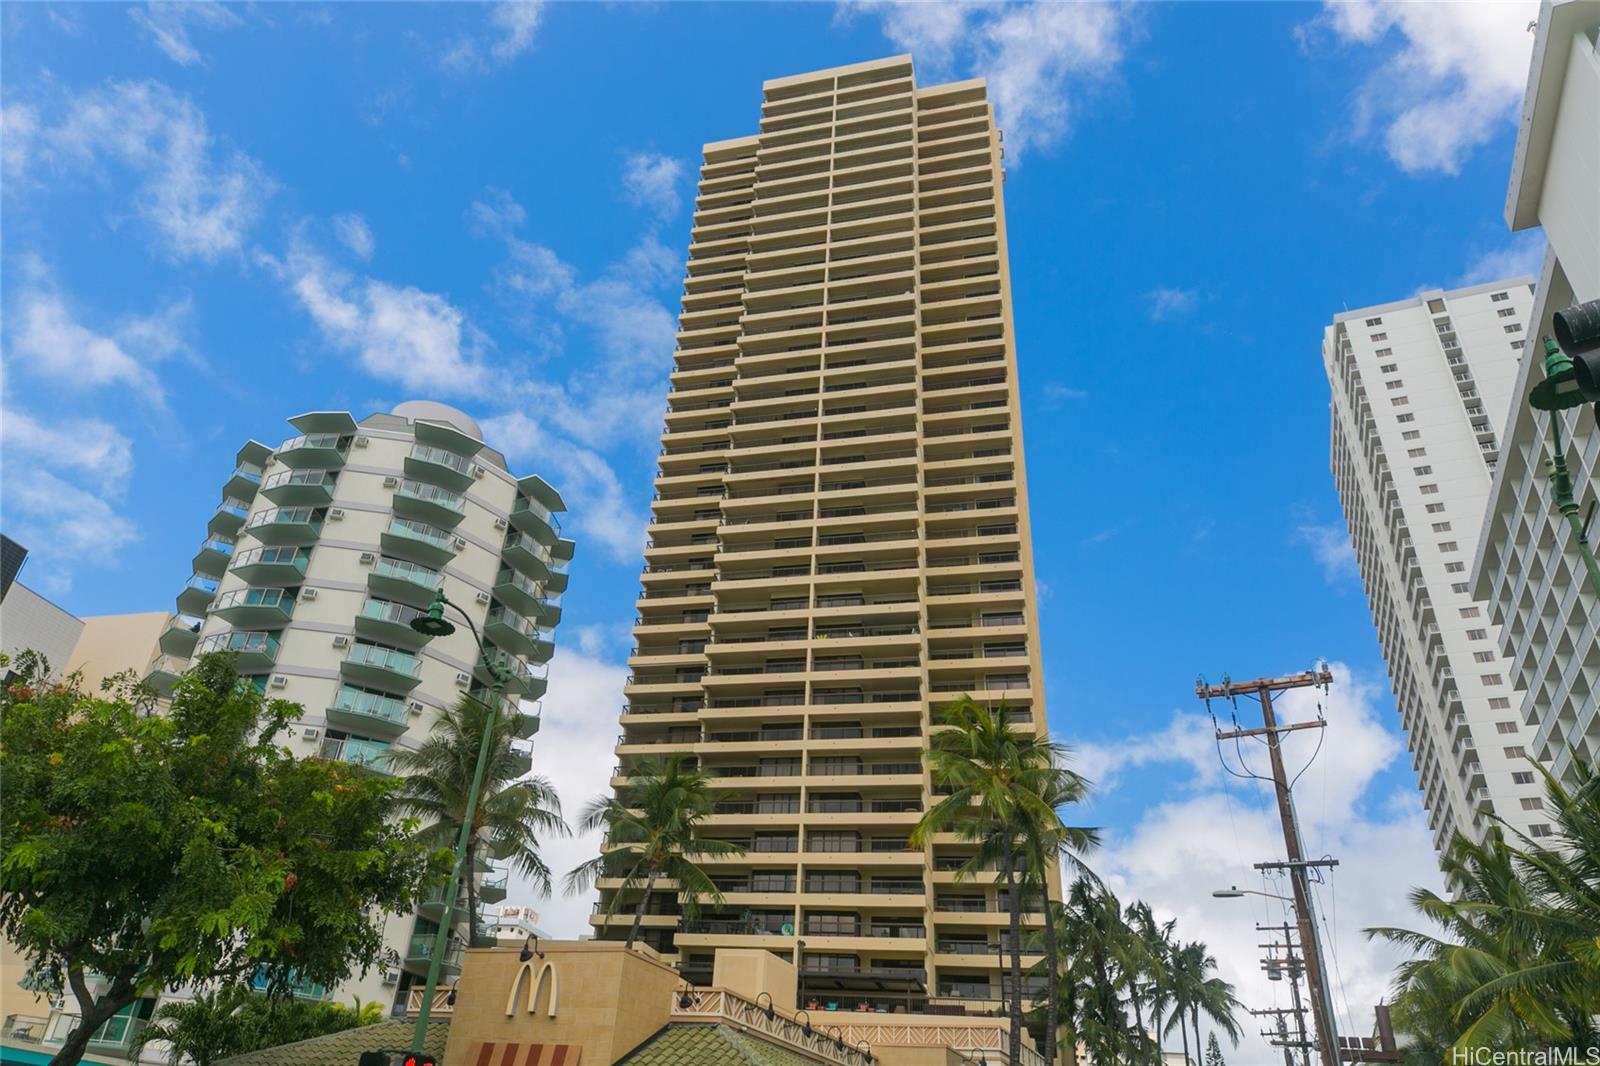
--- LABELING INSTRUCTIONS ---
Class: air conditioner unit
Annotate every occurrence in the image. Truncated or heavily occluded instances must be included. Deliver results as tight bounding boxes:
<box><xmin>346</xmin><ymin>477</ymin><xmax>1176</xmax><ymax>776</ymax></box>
<box><xmin>381</xmin><ymin>968</ymin><xmax>399</xmax><ymax>984</ymax></box>
<box><xmin>475</xmin><ymin>591</ymin><xmax>490</xmax><ymax>604</ymax></box>
<box><xmin>301</xmin><ymin>587</ymin><xmax>318</xmax><ymax>600</ymax></box>
<box><xmin>329</xmin><ymin>508</ymin><xmax>346</xmax><ymax>520</ymax></box>
<box><xmin>302</xmin><ymin>726</ymin><xmax>321</xmax><ymax>741</ymax></box>
<box><xmin>383</xmin><ymin>475</ymin><xmax>399</xmax><ymax>487</ymax></box>
<box><xmin>452</xmin><ymin>537</ymin><xmax>468</xmax><ymax>551</ymax></box>
<box><xmin>332</xmin><ymin>635</ymin><xmax>351</xmax><ymax>648</ymax></box>
<box><xmin>359</xmin><ymin>551</ymin><xmax>376</xmax><ymax>564</ymax></box>
<box><xmin>455</xmin><ymin>672</ymin><xmax>471</xmax><ymax>686</ymax></box>
<box><xmin>270</xmin><ymin>675</ymin><xmax>288</xmax><ymax>688</ymax></box>
<box><xmin>493</xmin><ymin>517</ymin><xmax>508</xmax><ymax>530</ymax></box>
<box><xmin>473</xmin><ymin>465</ymin><xmax>486</xmax><ymax>478</ymax></box>
<box><xmin>355</xmin><ymin>436</ymin><xmax>370</xmax><ymax>447</ymax></box>
<box><xmin>408</xmin><ymin>700</ymin><xmax>426</xmax><ymax>715</ymax></box>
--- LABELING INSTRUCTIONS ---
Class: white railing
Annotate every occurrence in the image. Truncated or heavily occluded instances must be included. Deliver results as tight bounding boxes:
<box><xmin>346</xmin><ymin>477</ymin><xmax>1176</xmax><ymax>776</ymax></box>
<box><xmin>404</xmin><ymin>987</ymin><xmax>454</xmax><ymax>1015</ymax></box>
<box><xmin>670</xmin><ymin>988</ymin><xmax>870</xmax><ymax>1065</ymax></box>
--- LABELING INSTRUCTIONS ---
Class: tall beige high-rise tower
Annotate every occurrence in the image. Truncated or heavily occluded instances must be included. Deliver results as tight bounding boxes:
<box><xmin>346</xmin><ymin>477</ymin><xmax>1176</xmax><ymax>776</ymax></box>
<box><xmin>596</xmin><ymin>55</ymin><xmax>1054</xmax><ymax>1015</ymax></box>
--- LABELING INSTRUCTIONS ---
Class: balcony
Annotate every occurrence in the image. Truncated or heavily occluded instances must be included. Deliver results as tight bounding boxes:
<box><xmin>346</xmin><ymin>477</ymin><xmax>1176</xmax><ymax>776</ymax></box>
<box><xmin>485</xmin><ymin>604</ymin><xmax>555</xmax><ymax>663</ymax></box>
<box><xmin>368</xmin><ymin>555</ymin><xmax>442</xmax><ymax>606</ymax></box>
<box><xmin>210</xmin><ymin>586</ymin><xmax>295</xmax><ymax>627</ymax></box>
<box><xmin>231</xmin><ymin>545</ymin><xmax>310</xmax><ymax>585</ymax></box>
<box><xmin>207</xmin><ymin>497</ymin><xmax>252</xmax><ymax>538</ymax></box>
<box><xmin>242</xmin><ymin>507</ymin><xmax>325</xmax><ymax>546</ymax></box>
<box><xmin>275</xmin><ymin>432</ymin><xmax>352</xmax><ymax>469</ymax></box>
<box><xmin>326</xmin><ymin>685</ymin><xmax>412</xmax><ymax>738</ymax></box>
<box><xmin>261</xmin><ymin>468</ymin><xmax>338</xmax><ymax>506</ymax></box>
<box><xmin>196</xmin><ymin>630</ymin><xmax>280</xmax><ymax>673</ymax></box>
<box><xmin>478</xmin><ymin>650</ymin><xmax>547</xmax><ymax>700</ymax></box>
<box><xmin>340</xmin><ymin>642</ymin><xmax>424</xmax><ymax>692</ymax></box>
<box><xmin>143</xmin><ymin>653</ymin><xmax>187</xmax><ymax>697</ymax></box>
<box><xmin>175</xmin><ymin>573</ymin><xmax>219</xmax><ymax>616</ymax></box>
<box><xmin>354</xmin><ymin>598</ymin><xmax>433</xmax><ymax>649</ymax></box>
<box><xmin>493</xmin><ymin>566</ymin><xmax>547</xmax><ymax>618</ymax></box>
<box><xmin>480</xmin><ymin>869</ymin><xmax>509</xmax><ymax>903</ymax></box>
<box><xmin>510</xmin><ymin>495</ymin><xmax>561</xmax><ymax>544</ymax></box>
<box><xmin>394</xmin><ymin>479</ymin><xmax>466</xmax><ymax>528</ymax></box>
<box><xmin>382</xmin><ymin>516</ymin><xmax>457</xmax><ymax>567</ymax></box>
<box><xmin>406</xmin><ymin>444</ymin><xmax>477</xmax><ymax>492</ymax></box>
<box><xmin>318</xmin><ymin>734</ymin><xmax>393</xmax><ymax>774</ymax></box>
<box><xmin>502</xmin><ymin>530</ymin><xmax>562</xmax><ymax>583</ymax></box>
<box><xmin>223</xmin><ymin>459</ymin><xmax>265</xmax><ymax>502</ymax></box>
<box><xmin>191</xmin><ymin>535</ymin><xmax>235</xmax><ymax>577</ymax></box>
<box><xmin>158</xmin><ymin>617</ymin><xmax>203</xmax><ymax>658</ymax></box>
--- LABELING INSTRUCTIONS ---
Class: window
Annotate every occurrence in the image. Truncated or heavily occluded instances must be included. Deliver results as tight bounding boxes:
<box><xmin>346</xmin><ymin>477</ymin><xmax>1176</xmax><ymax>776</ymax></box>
<box><xmin>1504</xmin><ymin>746</ymin><xmax>1525</xmax><ymax>758</ymax></box>
<box><xmin>1375</xmin><ymin>347</ymin><xmax>1393</xmax><ymax>356</ymax></box>
<box><xmin>1465</xmin><ymin>628</ymin><xmax>1486</xmax><ymax>639</ymax></box>
<box><xmin>804</xmin><ymin>872</ymin><xmax>860</xmax><ymax>894</ymax></box>
<box><xmin>1476</xmin><ymin>652</ymin><xmax>1498</xmax><ymax>664</ymax></box>
<box><xmin>1432</xmin><ymin>521</ymin><xmax>1451</xmax><ymax>532</ymax></box>
<box><xmin>1460</xmin><ymin>607</ymin><xmax>1481</xmax><ymax>618</ymax></box>
<box><xmin>1504</xmin><ymin>323</ymin><xmax>1522</xmax><ymax>333</ymax></box>
<box><xmin>1409</xmin><ymin>448</ymin><xmax>1428</xmax><ymax>458</ymax></box>
<box><xmin>1397</xmin><ymin>413</ymin><xmax>1415</xmax><ymax>423</ymax></box>
<box><xmin>1438</xmin><ymin>540</ymin><xmax>1457</xmax><ymax>551</ymax></box>
<box><xmin>1386</xmin><ymin>380</ymin><xmax>1405</xmax><ymax>390</ymax></box>
<box><xmin>1520</xmin><ymin>797</ymin><xmax>1543</xmax><ymax>810</ymax></box>
<box><xmin>1380</xmin><ymin>363</ymin><xmax>1398</xmax><ymax>373</ymax></box>
<box><xmin>1527</xmin><ymin>823</ymin><xmax>1553</xmax><ymax>838</ymax></box>
<box><xmin>1445</xmin><ymin>562</ymin><xmax>1465</xmax><ymax>573</ymax></box>
<box><xmin>1497</xmin><ymin>308</ymin><xmax>1516</xmax><ymax>318</ymax></box>
<box><xmin>1491</xmin><ymin>292</ymin><xmax>1509</xmax><ymax>302</ymax></box>
<box><xmin>1495</xmin><ymin>721</ymin><xmax>1518</xmax><ymax>733</ymax></box>
<box><xmin>750</xmin><ymin>870</ymin><xmax>795</xmax><ymax>892</ymax></box>
<box><xmin>1413</xmin><ymin>465</ymin><xmax>1432</xmax><ymax>475</ymax></box>
<box><xmin>1365</xmin><ymin>317</ymin><xmax>1383</xmax><ymax>326</ymax></box>
<box><xmin>1420</xmin><ymin>484</ymin><xmax>1439</xmax><ymax>495</ymax></box>
<box><xmin>1427</xmin><ymin>299</ymin><xmax>1445</xmax><ymax>313</ymax></box>
<box><xmin>1402</xmin><ymin>431</ymin><xmax>1421</xmax><ymax>442</ymax></box>
<box><xmin>1392</xmin><ymin>397</ymin><xmax>1409</xmax><ymax>407</ymax></box>
<box><xmin>1510</xmin><ymin>340</ymin><xmax>1525</xmax><ymax>350</ymax></box>
<box><xmin>1426</xmin><ymin>502</ymin><xmax>1446</xmax><ymax>513</ymax></box>
<box><xmin>1371</xmin><ymin>332</ymin><xmax>1388</xmax><ymax>341</ymax></box>
<box><xmin>1488</xmin><ymin>697</ymin><xmax>1510</xmax><ymax>710</ymax></box>
<box><xmin>1452</xmin><ymin>582</ymin><xmax>1470</xmax><ymax>593</ymax></box>
<box><xmin>1511</xmin><ymin>771</ymin><xmax>1534</xmax><ymax>785</ymax></box>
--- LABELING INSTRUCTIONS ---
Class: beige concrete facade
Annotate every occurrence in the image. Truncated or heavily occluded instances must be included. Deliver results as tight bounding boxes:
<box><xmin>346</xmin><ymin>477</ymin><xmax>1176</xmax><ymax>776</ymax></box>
<box><xmin>66</xmin><ymin>611</ymin><xmax>171</xmax><ymax>692</ymax></box>
<box><xmin>596</xmin><ymin>55</ymin><xmax>1056</xmax><ymax>1015</ymax></box>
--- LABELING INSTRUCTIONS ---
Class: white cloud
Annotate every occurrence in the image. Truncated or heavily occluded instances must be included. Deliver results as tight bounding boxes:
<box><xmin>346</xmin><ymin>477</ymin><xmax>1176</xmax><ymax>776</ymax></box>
<box><xmin>620</xmin><ymin>152</ymin><xmax>685</xmax><ymax>219</ymax></box>
<box><xmin>9</xmin><ymin>81</ymin><xmax>269</xmax><ymax>260</ymax></box>
<box><xmin>333</xmin><ymin>213</ymin><xmax>376</xmax><ymax>261</ymax></box>
<box><xmin>838</xmin><ymin>1</ymin><xmax>1135</xmax><ymax>159</ymax></box>
<box><xmin>1089</xmin><ymin>665</ymin><xmax>1443</xmax><ymax>1064</ymax></box>
<box><xmin>6</xmin><ymin>285</ymin><xmax>178</xmax><ymax>408</ymax></box>
<box><xmin>1309</xmin><ymin>0</ymin><xmax>1539</xmax><ymax>175</ymax></box>
<box><xmin>0</xmin><ymin>468</ymin><xmax>141</xmax><ymax>596</ymax></box>
<box><xmin>1146</xmin><ymin>286</ymin><xmax>1199</xmax><ymax>321</ymax></box>
<box><xmin>266</xmin><ymin>247</ymin><xmax>493</xmax><ymax>398</ymax></box>
<box><xmin>512</xmin><ymin>645</ymin><xmax>628</xmax><ymax>938</ymax></box>
<box><xmin>1295</xmin><ymin>520</ymin><xmax>1359</xmax><ymax>585</ymax></box>
<box><xmin>442</xmin><ymin>1</ymin><xmax>545</xmax><ymax>73</ymax></box>
<box><xmin>0</xmin><ymin>408</ymin><xmax>133</xmax><ymax>495</ymax></box>
<box><xmin>1456</xmin><ymin>231</ymin><xmax>1544</xmax><ymax>287</ymax></box>
<box><xmin>128</xmin><ymin>1</ymin><xmax>242</xmax><ymax>67</ymax></box>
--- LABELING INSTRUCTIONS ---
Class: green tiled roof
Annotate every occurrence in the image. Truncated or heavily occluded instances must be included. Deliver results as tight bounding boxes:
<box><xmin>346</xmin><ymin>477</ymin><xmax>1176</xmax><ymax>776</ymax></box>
<box><xmin>216</xmin><ymin>1020</ymin><xmax>449</xmax><ymax>1066</ymax></box>
<box><xmin>618</xmin><ymin>1024</ymin><xmax>829</xmax><ymax>1066</ymax></box>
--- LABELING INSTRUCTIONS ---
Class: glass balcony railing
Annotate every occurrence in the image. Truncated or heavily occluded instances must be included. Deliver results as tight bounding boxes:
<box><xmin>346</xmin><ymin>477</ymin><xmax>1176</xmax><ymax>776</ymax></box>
<box><xmin>394</xmin><ymin>479</ymin><xmax>466</xmax><ymax>525</ymax></box>
<box><xmin>344</xmin><ymin>642</ymin><xmax>422</xmax><ymax>679</ymax></box>
<box><xmin>331</xmin><ymin>685</ymin><xmax>409</xmax><ymax>728</ymax></box>
<box><xmin>278</xmin><ymin>433</ymin><xmax>351</xmax><ymax>457</ymax></box>
<box><xmin>386</xmin><ymin>516</ymin><xmax>453</xmax><ymax>552</ymax></box>
<box><xmin>231</xmin><ymin>545</ymin><xmax>310</xmax><ymax>582</ymax></box>
<box><xmin>176</xmin><ymin>573</ymin><xmax>219</xmax><ymax>615</ymax></box>
<box><xmin>243</xmin><ymin>507</ymin><xmax>325</xmax><ymax>544</ymax></box>
<box><xmin>196</xmin><ymin>631</ymin><xmax>280</xmax><ymax>671</ymax></box>
<box><xmin>318</xmin><ymin>735</ymin><xmax>392</xmax><ymax>773</ymax></box>
<box><xmin>261</xmin><ymin>468</ymin><xmax>338</xmax><ymax>504</ymax></box>
<box><xmin>371</xmin><ymin>555</ymin><xmax>441</xmax><ymax>590</ymax></box>
<box><xmin>210</xmin><ymin>586</ymin><xmax>295</xmax><ymax>625</ymax></box>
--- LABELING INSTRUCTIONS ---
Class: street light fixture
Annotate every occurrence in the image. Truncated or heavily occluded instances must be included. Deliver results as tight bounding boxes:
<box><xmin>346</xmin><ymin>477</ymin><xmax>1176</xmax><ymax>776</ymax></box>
<box><xmin>1213</xmin><ymin>886</ymin><xmax>1294</xmax><ymax>902</ymax></box>
<box><xmin>1527</xmin><ymin>318</ymin><xmax>1600</xmax><ymax>600</ymax></box>
<box><xmin>406</xmin><ymin>587</ymin><xmax>516</xmax><ymax>1056</ymax></box>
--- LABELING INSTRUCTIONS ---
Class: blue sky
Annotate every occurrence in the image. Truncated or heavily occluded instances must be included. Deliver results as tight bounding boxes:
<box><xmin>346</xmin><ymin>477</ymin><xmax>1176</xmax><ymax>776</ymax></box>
<box><xmin>1</xmin><ymin>1</ymin><xmax>1545</xmax><ymax>1053</ymax></box>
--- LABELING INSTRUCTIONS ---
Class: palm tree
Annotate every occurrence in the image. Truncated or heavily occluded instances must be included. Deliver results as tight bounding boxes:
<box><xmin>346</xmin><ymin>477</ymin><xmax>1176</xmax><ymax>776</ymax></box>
<box><xmin>1165</xmin><ymin>940</ymin><xmax>1242</xmax><ymax>1065</ymax></box>
<box><xmin>131</xmin><ymin>989</ymin><xmax>247</xmax><ymax>1066</ymax></box>
<box><xmin>392</xmin><ymin>696</ymin><xmax>568</xmax><ymax>946</ymax></box>
<box><xmin>1126</xmin><ymin>901</ymin><xmax>1176</xmax><ymax>1066</ymax></box>
<box><xmin>566</xmin><ymin>753</ymin><xmax>745</xmax><ymax>949</ymax></box>
<box><xmin>911</xmin><ymin>697</ymin><xmax>1079</xmax><ymax>1066</ymax></box>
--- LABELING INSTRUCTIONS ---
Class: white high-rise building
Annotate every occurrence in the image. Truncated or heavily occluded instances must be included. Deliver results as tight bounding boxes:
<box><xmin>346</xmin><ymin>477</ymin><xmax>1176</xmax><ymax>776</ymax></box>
<box><xmin>1323</xmin><ymin>281</ymin><xmax>1555</xmax><ymax>857</ymax></box>
<box><xmin>1472</xmin><ymin>0</ymin><xmax>1600</xmax><ymax>784</ymax></box>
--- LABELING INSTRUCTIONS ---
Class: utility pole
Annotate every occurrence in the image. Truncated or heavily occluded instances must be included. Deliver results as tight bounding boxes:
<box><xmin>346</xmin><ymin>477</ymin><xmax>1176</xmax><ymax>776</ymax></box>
<box><xmin>1198</xmin><ymin>669</ymin><xmax>1342</xmax><ymax>1066</ymax></box>
<box><xmin>1256</xmin><ymin>922</ymin><xmax>1312</xmax><ymax>1066</ymax></box>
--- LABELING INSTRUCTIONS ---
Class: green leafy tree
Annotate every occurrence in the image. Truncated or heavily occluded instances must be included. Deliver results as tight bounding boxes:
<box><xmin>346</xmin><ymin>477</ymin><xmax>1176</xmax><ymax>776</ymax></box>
<box><xmin>391</xmin><ymin>695</ymin><xmax>568</xmax><ymax>946</ymax></box>
<box><xmin>131</xmin><ymin>987</ymin><xmax>382</xmax><ymax>1066</ymax></box>
<box><xmin>0</xmin><ymin>652</ymin><xmax>439</xmax><ymax>1066</ymax></box>
<box><xmin>912</xmin><ymin>697</ymin><xmax>1082</xmax><ymax>1066</ymax></box>
<box><xmin>1205</xmin><ymin>1032</ymin><xmax>1226</xmax><ymax>1066</ymax></box>
<box><xmin>565</xmin><ymin>753</ymin><xmax>744</xmax><ymax>948</ymax></box>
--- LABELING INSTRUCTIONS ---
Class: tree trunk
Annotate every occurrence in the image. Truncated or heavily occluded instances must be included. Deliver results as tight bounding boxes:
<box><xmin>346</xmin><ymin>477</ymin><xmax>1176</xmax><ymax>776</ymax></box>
<box><xmin>626</xmin><ymin>866</ymin><xmax>660</xmax><ymax>950</ymax></box>
<box><xmin>1192</xmin><ymin>1006</ymin><xmax>1202</xmax><ymax>1066</ymax></box>
<box><xmin>1131</xmin><ymin>988</ymin><xmax>1146</xmax><ymax>1066</ymax></box>
<box><xmin>1179</xmin><ymin>1008</ymin><xmax>1190</xmax><ymax>1066</ymax></box>
<box><xmin>52</xmin><ymin>971</ymin><xmax>136</xmax><ymax>1066</ymax></box>
<box><xmin>1042</xmin><ymin>898</ymin><xmax>1060</xmax><ymax>1066</ymax></box>
<box><xmin>1150</xmin><ymin>986</ymin><xmax>1163</xmax><ymax>1066</ymax></box>
<box><xmin>1059</xmin><ymin>982</ymin><xmax>1080</xmax><ymax>1066</ymax></box>
<box><xmin>1003</xmin><ymin>855</ymin><xmax>1024</xmax><ymax>1066</ymax></box>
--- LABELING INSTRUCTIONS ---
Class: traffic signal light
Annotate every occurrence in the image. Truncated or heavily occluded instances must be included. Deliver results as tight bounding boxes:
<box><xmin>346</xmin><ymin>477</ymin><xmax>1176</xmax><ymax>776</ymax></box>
<box><xmin>399</xmin><ymin>1055</ymin><xmax>436</xmax><ymax>1066</ymax></box>
<box><xmin>356</xmin><ymin>1053</ymin><xmax>387</xmax><ymax>1066</ymax></box>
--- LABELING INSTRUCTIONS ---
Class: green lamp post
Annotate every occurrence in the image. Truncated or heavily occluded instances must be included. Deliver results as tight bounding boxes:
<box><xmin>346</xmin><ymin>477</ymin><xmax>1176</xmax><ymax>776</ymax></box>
<box><xmin>1527</xmin><ymin>326</ymin><xmax>1600</xmax><ymax>599</ymax></box>
<box><xmin>404</xmin><ymin>587</ymin><xmax>515</xmax><ymax>1054</ymax></box>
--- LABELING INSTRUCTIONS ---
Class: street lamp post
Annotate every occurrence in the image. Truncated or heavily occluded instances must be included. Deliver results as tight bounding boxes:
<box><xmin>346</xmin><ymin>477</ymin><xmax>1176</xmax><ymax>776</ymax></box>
<box><xmin>1527</xmin><ymin>325</ymin><xmax>1600</xmax><ymax>600</ymax></box>
<box><xmin>405</xmin><ymin>588</ymin><xmax>514</xmax><ymax>1056</ymax></box>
